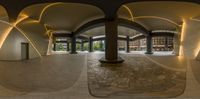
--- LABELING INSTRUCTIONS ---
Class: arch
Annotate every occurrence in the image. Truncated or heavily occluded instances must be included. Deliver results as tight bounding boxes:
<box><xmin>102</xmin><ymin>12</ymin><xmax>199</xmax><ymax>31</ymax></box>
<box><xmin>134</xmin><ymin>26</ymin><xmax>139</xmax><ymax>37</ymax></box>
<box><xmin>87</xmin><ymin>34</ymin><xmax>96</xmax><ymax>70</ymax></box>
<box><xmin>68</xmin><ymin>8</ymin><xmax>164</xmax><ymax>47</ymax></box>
<box><xmin>74</xmin><ymin>18</ymin><xmax>149</xmax><ymax>36</ymax></box>
<box><xmin>131</xmin><ymin>32</ymin><xmax>175</xmax><ymax>41</ymax></box>
<box><xmin>121</xmin><ymin>0</ymin><xmax>200</xmax><ymax>8</ymax></box>
<box><xmin>18</xmin><ymin>2</ymin><xmax>105</xmax><ymax>34</ymax></box>
<box><xmin>118</xmin><ymin>4</ymin><xmax>181</xmax><ymax>28</ymax></box>
<box><xmin>0</xmin><ymin>5</ymin><xmax>9</xmax><ymax>21</ymax></box>
<box><xmin>0</xmin><ymin>19</ymin><xmax>42</xmax><ymax>58</ymax></box>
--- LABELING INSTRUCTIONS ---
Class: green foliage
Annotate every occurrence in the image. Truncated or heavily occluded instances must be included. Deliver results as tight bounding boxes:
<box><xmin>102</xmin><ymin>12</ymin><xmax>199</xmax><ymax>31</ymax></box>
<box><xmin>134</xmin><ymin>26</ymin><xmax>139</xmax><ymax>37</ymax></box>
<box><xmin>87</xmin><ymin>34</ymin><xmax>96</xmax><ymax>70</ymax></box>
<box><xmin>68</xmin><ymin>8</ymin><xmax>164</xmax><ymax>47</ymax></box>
<box><xmin>83</xmin><ymin>43</ymin><xmax>89</xmax><ymax>51</ymax></box>
<box><xmin>56</xmin><ymin>43</ymin><xmax>66</xmax><ymax>51</ymax></box>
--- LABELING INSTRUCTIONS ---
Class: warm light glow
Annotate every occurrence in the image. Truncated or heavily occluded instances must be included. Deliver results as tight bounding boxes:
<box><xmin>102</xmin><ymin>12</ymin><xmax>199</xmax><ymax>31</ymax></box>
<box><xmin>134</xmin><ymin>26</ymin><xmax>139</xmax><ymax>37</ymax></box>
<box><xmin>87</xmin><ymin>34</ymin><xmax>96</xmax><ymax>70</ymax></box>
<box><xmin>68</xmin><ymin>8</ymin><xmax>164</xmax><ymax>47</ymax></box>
<box><xmin>133</xmin><ymin>16</ymin><xmax>181</xmax><ymax>27</ymax></box>
<box><xmin>179</xmin><ymin>45</ymin><xmax>184</xmax><ymax>56</ymax></box>
<box><xmin>190</xmin><ymin>18</ymin><xmax>200</xmax><ymax>59</ymax></box>
<box><xmin>0</xmin><ymin>20</ymin><xmax>42</xmax><ymax>58</ymax></box>
<box><xmin>39</xmin><ymin>2</ymin><xmax>62</xmax><ymax>22</ymax></box>
<box><xmin>121</xmin><ymin>5</ymin><xmax>180</xmax><ymax>27</ymax></box>
<box><xmin>47</xmin><ymin>31</ymin><xmax>53</xmax><ymax>55</ymax></box>
<box><xmin>122</xmin><ymin>5</ymin><xmax>134</xmax><ymax>21</ymax></box>
<box><xmin>190</xmin><ymin>18</ymin><xmax>200</xmax><ymax>22</ymax></box>
<box><xmin>180</xmin><ymin>22</ymin><xmax>186</xmax><ymax>42</ymax></box>
<box><xmin>179</xmin><ymin>21</ymin><xmax>186</xmax><ymax>56</ymax></box>
<box><xmin>26</xmin><ymin>20</ymin><xmax>40</xmax><ymax>23</ymax></box>
<box><xmin>122</xmin><ymin>5</ymin><xmax>178</xmax><ymax>27</ymax></box>
<box><xmin>194</xmin><ymin>42</ymin><xmax>200</xmax><ymax>58</ymax></box>
<box><xmin>0</xmin><ymin>15</ymin><xmax>28</xmax><ymax>48</ymax></box>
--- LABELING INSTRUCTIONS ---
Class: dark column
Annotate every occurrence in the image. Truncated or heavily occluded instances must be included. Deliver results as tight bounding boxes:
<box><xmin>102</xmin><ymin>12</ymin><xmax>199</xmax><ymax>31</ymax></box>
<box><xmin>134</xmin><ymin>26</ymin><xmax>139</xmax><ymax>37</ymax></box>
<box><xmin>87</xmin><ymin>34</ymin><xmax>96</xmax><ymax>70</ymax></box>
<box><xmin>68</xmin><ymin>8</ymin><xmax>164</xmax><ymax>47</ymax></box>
<box><xmin>100</xmin><ymin>40</ymin><xmax>104</xmax><ymax>51</ymax></box>
<box><xmin>165</xmin><ymin>37</ymin><xmax>168</xmax><ymax>51</ymax></box>
<box><xmin>67</xmin><ymin>42</ymin><xmax>70</xmax><ymax>51</ymax></box>
<box><xmin>53</xmin><ymin>43</ymin><xmax>56</xmax><ymax>51</ymax></box>
<box><xmin>145</xmin><ymin>33</ymin><xmax>153</xmax><ymax>54</ymax></box>
<box><xmin>126</xmin><ymin>36</ymin><xmax>130</xmax><ymax>53</ymax></box>
<box><xmin>81</xmin><ymin>40</ymin><xmax>84</xmax><ymax>51</ymax></box>
<box><xmin>53</xmin><ymin>37</ymin><xmax>56</xmax><ymax>51</ymax></box>
<box><xmin>89</xmin><ymin>37</ymin><xmax>93</xmax><ymax>52</ymax></box>
<box><xmin>70</xmin><ymin>36</ymin><xmax>77</xmax><ymax>54</ymax></box>
<box><xmin>99</xmin><ymin>19</ymin><xmax>124</xmax><ymax>63</ymax></box>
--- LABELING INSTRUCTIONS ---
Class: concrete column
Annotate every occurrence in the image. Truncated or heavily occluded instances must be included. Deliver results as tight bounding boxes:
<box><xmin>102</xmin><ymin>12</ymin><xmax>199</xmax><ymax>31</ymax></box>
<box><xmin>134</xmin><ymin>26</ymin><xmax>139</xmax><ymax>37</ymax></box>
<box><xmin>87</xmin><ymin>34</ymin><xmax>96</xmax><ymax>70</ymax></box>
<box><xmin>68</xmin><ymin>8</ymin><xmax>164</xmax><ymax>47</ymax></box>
<box><xmin>67</xmin><ymin>42</ymin><xmax>70</xmax><ymax>51</ymax></box>
<box><xmin>53</xmin><ymin>37</ymin><xmax>56</xmax><ymax>51</ymax></box>
<box><xmin>53</xmin><ymin>43</ymin><xmax>56</xmax><ymax>51</ymax></box>
<box><xmin>100</xmin><ymin>40</ymin><xmax>104</xmax><ymax>51</ymax></box>
<box><xmin>70</xmin><ymin>36</ymin><xmax>77</xmax><ymax>54</ymax></box>
<box><xmin>145</xmin><ymin>33</ymin><xmax>153</xmax><ymax>54</ymax></box>
<box><xmin>81</xmin><ymin>40</ymin><xmax>84</xmax><ymax>51</ymax></box>
<box><xmin>126</xmin><ymin>36</ymin><xmax>130</xmax><ymax>53</ymax></box>
<box><xmin>99</xmin><ymin>19</ymin><xmax>124</xmax><ymax>63</ymax></box>
<box><xmin>89</xmin><ymin>37</ymin><xmax>93</xmax><ymax>52</ymax></box>
<box><xmin>165</xmin><ymin>37</ymin><xmax>168</xmax><ymax>51</ymax></box>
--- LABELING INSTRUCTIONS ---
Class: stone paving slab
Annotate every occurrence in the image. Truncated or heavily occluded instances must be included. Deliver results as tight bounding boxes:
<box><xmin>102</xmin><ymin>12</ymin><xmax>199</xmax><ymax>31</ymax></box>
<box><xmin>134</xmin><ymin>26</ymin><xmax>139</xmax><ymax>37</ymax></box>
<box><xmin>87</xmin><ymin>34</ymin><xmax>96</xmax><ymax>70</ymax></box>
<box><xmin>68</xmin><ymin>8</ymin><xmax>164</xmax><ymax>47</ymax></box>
<box><xmin>87</xmin><ymin>54</ymin><xmax>186</xmax><ymax>98</ymax></box>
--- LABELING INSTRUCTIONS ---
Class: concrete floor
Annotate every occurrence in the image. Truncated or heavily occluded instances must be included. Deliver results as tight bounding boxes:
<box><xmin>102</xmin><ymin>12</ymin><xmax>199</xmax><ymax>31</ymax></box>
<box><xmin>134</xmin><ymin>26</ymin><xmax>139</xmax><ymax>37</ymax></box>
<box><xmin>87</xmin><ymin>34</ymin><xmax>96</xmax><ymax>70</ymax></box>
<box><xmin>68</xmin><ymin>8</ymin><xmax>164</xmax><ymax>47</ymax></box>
<box><xmin>0</xmin><ymin>51</ymin><xmax>199</xmax><ymax>99</ymax></box>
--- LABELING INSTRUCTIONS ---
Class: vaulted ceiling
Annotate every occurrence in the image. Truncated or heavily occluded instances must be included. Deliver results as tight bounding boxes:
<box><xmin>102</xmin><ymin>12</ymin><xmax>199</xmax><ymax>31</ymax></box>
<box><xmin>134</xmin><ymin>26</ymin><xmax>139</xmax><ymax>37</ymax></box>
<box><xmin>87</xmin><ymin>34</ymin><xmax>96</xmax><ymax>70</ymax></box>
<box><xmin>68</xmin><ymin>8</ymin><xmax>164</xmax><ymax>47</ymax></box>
<box><xmin>20</xmin><ymin>3</ymin><xmax>105</xmax><ymax>32</ymax></box>
<box><xmin>118</xmin><ymin>1</ymin><xmax>200</xmax><ymax>30</ymax></box>
<box><xmin>82</xmin><ymin>26</ymin><xmax>140</xmax><ymax>37</ymax></box>
<box><xmin>1</xmin><ymin>1</ymin><xmax>200</xmax><ymax>38</ymax></box>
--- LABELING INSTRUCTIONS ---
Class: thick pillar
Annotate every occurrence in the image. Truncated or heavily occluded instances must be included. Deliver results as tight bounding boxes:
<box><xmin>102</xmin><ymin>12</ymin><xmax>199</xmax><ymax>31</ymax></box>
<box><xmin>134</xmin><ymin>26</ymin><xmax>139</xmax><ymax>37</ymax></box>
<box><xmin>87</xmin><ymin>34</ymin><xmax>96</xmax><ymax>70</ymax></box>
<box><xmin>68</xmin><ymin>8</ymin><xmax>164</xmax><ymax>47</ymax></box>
<box><xmin>81</xmin><ymin>40</ymin><xmax>84</xmax><ymax>51</ymax></box>
<box><xmin>165</xmin><ymin>37</ymin><xmax>168</xmax><ymax>51</ymax></box>
<box><xmin>67</xmin><ymin>42</ymin><xmax>70</xmax><ymax>51</ymax></box>
<box><xmin>89</xmin><ymin>37</ymin><xmax>93</xmax><ymax>52</ymax></box>
<box><xmin>145</xmin><ymin>33</ymin><xmax>153</xmax><ymax>54</ymax></box>
<box><xmin>100</xmin><ymin>40</ymin><xmax>104</xmax><ymax>51</ymax></box>
<box><xmin>53</xmin><ymin>43</ymin><xmax>56</xmax><ymax>51</ymax></box>
<box><xmin>70</xmin><ymin>36</ymin><xmax>77</xmax><ymax>54</ymax></box>
<box><xmin>126</xmin><ymin>36</ymin><xmax>130</xmax><ymax>53</ymax></box>
<box><xmin>99</xmin><ymin>19</ymin><xmax>124</xmax><ymax>63</ymax></box>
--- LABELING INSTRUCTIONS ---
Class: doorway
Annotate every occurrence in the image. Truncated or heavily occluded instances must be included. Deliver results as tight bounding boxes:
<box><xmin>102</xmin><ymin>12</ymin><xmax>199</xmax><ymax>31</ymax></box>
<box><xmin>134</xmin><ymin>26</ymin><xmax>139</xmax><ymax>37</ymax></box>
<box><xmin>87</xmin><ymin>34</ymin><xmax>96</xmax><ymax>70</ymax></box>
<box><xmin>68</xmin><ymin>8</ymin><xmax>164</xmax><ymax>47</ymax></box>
<box><xmin>21</xmin><ymin>43</ymin><xmax>29</xmax><ymax>60</ymax></box>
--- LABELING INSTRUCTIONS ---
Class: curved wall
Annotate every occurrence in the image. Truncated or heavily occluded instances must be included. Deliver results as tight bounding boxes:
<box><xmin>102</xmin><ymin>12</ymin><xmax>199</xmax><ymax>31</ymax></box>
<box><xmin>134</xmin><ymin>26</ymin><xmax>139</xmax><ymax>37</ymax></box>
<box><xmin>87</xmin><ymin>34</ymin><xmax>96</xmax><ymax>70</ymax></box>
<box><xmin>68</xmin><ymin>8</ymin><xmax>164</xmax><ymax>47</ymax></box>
<box><xmin>181</xmin><ymin>20</ymin><xmax>200</xmax><ymax>59</ymax></box>
<box><xmin>0</xmin><ymin>18</ymin><xmax>48</xmax><ymax>61</ymax></box>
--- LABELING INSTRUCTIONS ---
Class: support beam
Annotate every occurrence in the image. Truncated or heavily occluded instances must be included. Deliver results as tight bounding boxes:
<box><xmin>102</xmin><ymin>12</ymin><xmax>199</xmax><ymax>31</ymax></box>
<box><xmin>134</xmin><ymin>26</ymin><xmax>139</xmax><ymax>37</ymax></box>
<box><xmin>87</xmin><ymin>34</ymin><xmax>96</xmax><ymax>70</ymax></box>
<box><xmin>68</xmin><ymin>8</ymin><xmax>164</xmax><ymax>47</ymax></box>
<box><xmin>145</xmin><ymin>33</ymin><xmax>153</xmax><ymax>54</ymax></box>
<box><xmin>99</xmin><ymin>19</ymin><xmax>124</xmax><ymax>63</ymax></box>
<box><xmin>88</xmin><ymin>37</ymin><xmax>93</xmax><ymax>52</ymax></box>
<box><xmin>126</xmin><ymin>36</ymin><xmax>130</xmax><ymax>53</ymax></box>
<box><xmin>70</xmin><ymin>36</ymin><xmax>77</xmax><ymax>54</ymax></box>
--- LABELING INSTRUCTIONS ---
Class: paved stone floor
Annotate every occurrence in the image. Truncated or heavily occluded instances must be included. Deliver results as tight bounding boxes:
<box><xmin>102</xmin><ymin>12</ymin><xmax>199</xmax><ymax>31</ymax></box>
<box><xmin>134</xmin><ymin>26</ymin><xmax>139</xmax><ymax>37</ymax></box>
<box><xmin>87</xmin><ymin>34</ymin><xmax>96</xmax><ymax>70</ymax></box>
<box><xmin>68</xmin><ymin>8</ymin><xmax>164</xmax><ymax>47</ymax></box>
<box><xmin>88</xmin><ymin>53</ymin><xmax>186</xmax><ymax>98</ymax></box>
<box><xmin>0</xmin><ymin>51</ymin><xmax>199</xmax><ymax>99</ymax></box>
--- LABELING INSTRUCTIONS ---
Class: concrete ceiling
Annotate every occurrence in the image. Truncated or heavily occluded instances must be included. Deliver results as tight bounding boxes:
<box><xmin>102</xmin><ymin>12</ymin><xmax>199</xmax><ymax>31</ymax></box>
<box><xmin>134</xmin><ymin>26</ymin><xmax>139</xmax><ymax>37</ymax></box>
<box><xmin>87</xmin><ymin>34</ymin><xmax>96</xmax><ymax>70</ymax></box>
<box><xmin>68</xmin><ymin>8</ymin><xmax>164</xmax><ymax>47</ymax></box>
<box><xmin>20</xmin><ymin>3</ymin><xmax>105</xmax><ymax>32</ymax></box>
<box><xmin>1</xmin><ymin>1</ymin><xmax>200</xmax><ymax>38</ymax></box>
<box><xmin>82</xmin><ymin>26</ymin><xmax>140</xmax><ymax>37</ymax></box>
<box><xmin>0</xmin><ymin>5</ymin><xmax>8</xmax><ymax>21</ymax></box>
<box><xmin>118</xmin><ymin>1</ymin><xmax>200</xmax><ymax>30</ymax></box>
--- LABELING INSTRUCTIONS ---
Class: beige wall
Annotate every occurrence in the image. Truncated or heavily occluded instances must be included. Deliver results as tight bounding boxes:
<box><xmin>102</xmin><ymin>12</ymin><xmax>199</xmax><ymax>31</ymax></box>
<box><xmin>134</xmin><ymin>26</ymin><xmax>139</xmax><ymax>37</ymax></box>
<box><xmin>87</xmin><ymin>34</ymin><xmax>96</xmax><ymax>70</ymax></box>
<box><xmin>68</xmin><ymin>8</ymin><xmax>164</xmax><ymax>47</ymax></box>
<box><xmin>18</xmin><ymin>19</ymin><xmax>49</xmax><ymax>56</ymax></box>
<box><xmin>0</xmin><ymin>18</ymin><xmax>49</xmax><ymax>61</ymax></box>
<box><xmin>181</xmin><ymin>20</ymin><xmax>200</xmax><ymax>59</ymax></box>
<box><xmin>197</xmin><ymin>52</ymin><xmax>200</xmax><ymax>60</ymax></box>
